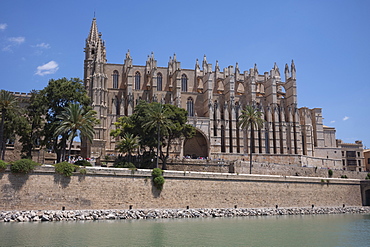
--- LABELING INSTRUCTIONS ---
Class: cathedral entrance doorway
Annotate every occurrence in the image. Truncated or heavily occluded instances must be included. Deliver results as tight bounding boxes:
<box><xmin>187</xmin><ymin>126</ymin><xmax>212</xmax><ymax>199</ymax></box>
<box><xmin>183</xmin><ymin>130</ymin><xmax>208</xmax><ymax>159</ymax></box>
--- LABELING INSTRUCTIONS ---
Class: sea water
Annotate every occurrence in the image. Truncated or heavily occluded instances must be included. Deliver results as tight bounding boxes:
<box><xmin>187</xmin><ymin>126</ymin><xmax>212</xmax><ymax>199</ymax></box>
<box><xmin>0</xmin><ymin>213</ymin><xmax>369</xmax><ymax>246</ymax></box>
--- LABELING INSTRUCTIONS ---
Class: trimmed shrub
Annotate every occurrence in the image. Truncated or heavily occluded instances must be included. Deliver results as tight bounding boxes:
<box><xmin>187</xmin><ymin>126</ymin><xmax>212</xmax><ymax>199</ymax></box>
<box><xmin>341</xmin><ymin>175</ymin><xmax>348</xmax><ymax>179</ymax></box>
<box><xmin>152</xmin><ymin>168</ymin><xmax>163</xmax><ymax>177</ymax></box>
<box><xmin>0</xmin><ymin>160</ymin><xmax>8</xmax><ymax>172</ymax></box>
<box><xmin>152</xmin><ymin>168</ymin><xmax>165</xmax><ymax>190</ymax></box>
<box><xmin>153</xmin><ymin>176</ymin><xmax>165</xmax><ymax>190</ymax></box>
<box><xmin>74</xmin><ymin>160</ymin><xmax>92</xmax><ymax>167</ymax></box>
<box><xmin>55</xmin><ymin>162</ymin><xmax>77</xmax><ymax>177</ymax></box>
<box><xmin>366</xmin><ymin>173</ymin><xmax>370</xmax><ymax>180</ymax></box>
<box><xmin>10</xmin><ymin>159</ymin><xmax>39</xmax><ymax>174</ymax></box>
<box><xmin>328</xmin><ymin>169</ymin><xmax>333</xmax><ymax>178</ymax></box>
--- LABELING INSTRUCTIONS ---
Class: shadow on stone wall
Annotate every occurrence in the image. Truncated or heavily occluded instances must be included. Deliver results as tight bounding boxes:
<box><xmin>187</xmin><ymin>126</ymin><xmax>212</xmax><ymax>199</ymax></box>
<box><xmin>78</xmin><ymin>174</ymin><xmax>86</xmax><ymax>182</ymax></box>
<box><xmin>54</xmin><ymin>174</ymin><xmax>71</xmax><ymax>188</ymax></box>
<box><xmin>8</xmin><ymin>173</ymin><xmax>29</xmax><ymax>191</ymax></box>
<box><xmin>151</xmin><ymin>181</ymin><xmax>162</xmax><ymax>198</ymax></box>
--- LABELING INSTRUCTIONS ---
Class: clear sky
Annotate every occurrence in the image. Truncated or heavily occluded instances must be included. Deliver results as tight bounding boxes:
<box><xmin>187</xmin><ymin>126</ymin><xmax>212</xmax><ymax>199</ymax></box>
<box><xmin>0</xmin><ymin>0</ymin><xmax>369</xmax><ymax>148</ymax></box>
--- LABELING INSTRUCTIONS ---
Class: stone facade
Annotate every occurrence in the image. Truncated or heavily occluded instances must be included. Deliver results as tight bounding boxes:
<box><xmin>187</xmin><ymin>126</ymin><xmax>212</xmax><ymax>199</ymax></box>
<box><xmin>364</xmin><ymin>149</ymin><xmax>370</xmax><ymax>172</ymax></box>
<box><xmin>337</xmin><ymin>140</ymin><xmax>365</xmax><ymax>171</ymax></box>
<box><xmin>82</xmin><ymin>18</ymin><xmax>346</xmax><ymax>169</ymax></box>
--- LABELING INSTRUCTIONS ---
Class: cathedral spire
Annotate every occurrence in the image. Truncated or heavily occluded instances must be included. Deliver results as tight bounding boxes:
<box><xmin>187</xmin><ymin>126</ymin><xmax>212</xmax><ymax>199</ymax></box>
<box><xmin>291</xmin><ymin>60</ymin><xmax>296</xmax><ymax>79</ymax></box>
<box><xmin>195</xmin><ymin>58</ymin><xmax>200</xmax><ymax>70</ymax></box>
<box><xmin>85</xmin><ymin>18</ymin><xmax>106</xmax><ymax>63</ymax></box>
<box><xmin>87</xmin><ymin>18</ymin><xmax>100</xmax><ymax>43</ymax></box>
<box><xmin>215</xmin><ymin>60</ymin><xmax>220</xmax><ymax>72</ymax></box>
<box><xmin>285</xmin><ymin>63</ymin><xmax>290</xmax><ymax>80</ymax></box>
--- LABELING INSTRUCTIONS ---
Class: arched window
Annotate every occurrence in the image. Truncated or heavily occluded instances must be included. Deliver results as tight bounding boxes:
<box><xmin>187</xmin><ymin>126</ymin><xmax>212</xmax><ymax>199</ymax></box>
<box><xmin>135</xmin><ymin>72</ymin><xmax>141</xmax><ymax>90</ymax></box>
<box><xmin>113</xmin><ymin>70</ymin><xmax>119</xmax><ymax>89</ymax></box>
<box><xmin>181</xmin><ymin>74</ymin><xmax>188</xmax><ymax>92</ymax></box>
<box><xmin>157</xmin><ymin>72</ymin><xmax>163</xmax><ymax>91</ymax></box>
<box><xmin>187</xmin><ymin>97</ymin><xmax>194</xmax><ymax>116</ymax></box>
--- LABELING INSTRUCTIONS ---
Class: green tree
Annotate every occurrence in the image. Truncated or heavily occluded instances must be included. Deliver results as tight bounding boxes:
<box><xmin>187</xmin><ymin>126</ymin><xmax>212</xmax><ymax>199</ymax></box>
<box><xmin>238</xmin><ymin>105</ymin><xmax>265</xmax><ymax>174</ymax></box>
<box><xmin>18</xmin><ymin>90</ymin><xmax>45</xmax><ymax>159</ymax></box>
<box><xmin>116</xmin><ymin>133</ymin><xmax>139</xmax><ymax>162</ymax></box>
<box><xmin>112</xmin><ymin>101</ymin><xmax>195</xmax><ymax>170</ymax></box>
<box><xmin>0</xmin><ymin>90</ymin><xmax>20</xmax><ymax>160</ymax></box>
<box><xmin>143</xmin><ymin>103</ymin><xmax>173</xmax><ymax>168</ymax></box>
<box><xmin>159</xmin><ymin>104</ymin><xmax>195</xmax><ymax>170</ymax></box>
<box><xmin>129</xmin><ymin>101</ymin><xmax>158</xmax><ymax>152</ymax></box>
<box><xmin>110</xmin><ymin>116</ymin><xmax>134</xmax><ymax>139</ymax></box>
<box><xmin>54</xmin><ymin>103</ymin><xmax>97</xmax><ymax>159</ymax></box>
<box><xmin>34</xmin><ymin>78</ymin><xmax>91</xmax><ymax>162</ymax></box>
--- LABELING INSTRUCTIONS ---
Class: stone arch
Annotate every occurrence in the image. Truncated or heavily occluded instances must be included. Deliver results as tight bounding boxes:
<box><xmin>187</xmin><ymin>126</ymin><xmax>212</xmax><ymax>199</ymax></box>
<box><xmin>183</xmin><ymin>129</ymin><xmax>209</xmax><ymax>159</ymax></box>
<box><xmin>361</xmin><ymin>181</ymin><xmax>370</xmax><ymax>206</ymax></box>
<box><xmin>365</xmin><ymin>189</ymin><xmax>370</xmax><ymax>206</ymax></box>
<box><xmin>216</xmin><ymin>80</ymin><xmax>224</xmax><ymax>94</ymax></box>
<box><xmin>236</xmin><ymin>82</ymin><xmax>244</xmax><ymax>95</ymax></box>
<box><xmin>277</xmin><ymin>84</ymin><xmax>286</xmax><ymax>99</ymax></box>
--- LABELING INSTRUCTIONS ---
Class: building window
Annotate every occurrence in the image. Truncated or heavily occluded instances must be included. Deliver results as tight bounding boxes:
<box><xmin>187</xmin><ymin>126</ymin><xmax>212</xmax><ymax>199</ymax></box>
<box><xmin>368</xmin><ymin>158</ymin><xmax>370</xmax><ymax>164</ymax></box>
<box><xmin>348</xmin><ymin>160</ymin><xmax>357</xmax><ymax>166</ymax></box>
<box><xmin>113</xmin><ymin>70</ymin><xmax>119</xmax><ymax>89</ymax></box>
<box><xmin>346</xmin><ymin>151</ymin><xmax>356</xmax><ymax>157</ymax></box>
<box><xmin>157</xmin><ymin>73</ymin><xmax>163</xmax><ymax>91</ymax></box>
<box><xmin>187</xmin><ymin>97</ymin><xmax>194</xmax><ymax>116</ymax></box>
<box><xmin>357</xmin><ymin>152</ymin><xmax>360</xmax><ymax>157</ymax></box>
<box><xmin>135</xmin><ymin>72</ymin><xmax>141</xmax><ymax>90</ymax></box>
<box><xmin>181</xmin><ymin>74</ymin><xmax>188</xmax><ymax>92</ymax></box>
<box><xmin>358</xmin><ymin>160</ymin><xmax>361</xmax><ymax>166</ymax></box>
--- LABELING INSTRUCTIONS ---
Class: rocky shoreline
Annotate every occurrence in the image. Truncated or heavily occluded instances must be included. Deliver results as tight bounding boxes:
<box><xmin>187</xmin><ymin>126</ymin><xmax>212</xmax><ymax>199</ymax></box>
<box><xmin>1</xmin><ymin>206</ymin><xmax>370</xmax><ymax>222</ymax></box>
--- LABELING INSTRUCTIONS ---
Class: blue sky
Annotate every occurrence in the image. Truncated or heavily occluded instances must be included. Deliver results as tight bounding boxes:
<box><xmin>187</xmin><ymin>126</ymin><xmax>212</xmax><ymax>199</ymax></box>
<box><xmin>0</xmin><ymin>0</ymin><xmax>369</xmax><ymax>148</ymax></box>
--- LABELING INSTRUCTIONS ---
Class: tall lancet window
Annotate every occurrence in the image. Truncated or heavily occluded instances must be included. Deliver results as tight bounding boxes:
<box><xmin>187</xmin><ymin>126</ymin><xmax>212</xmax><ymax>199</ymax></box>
<box><xmin>187</xmin><ymin>97</ymin><xmax>194</xmax><ymax>116</ymax></box>
<box><xmin>157</xmin><ymin>72</ymin><xmax>163</xmax><ymax>91</ymax></box>
<box><xmin>135</xmin><ymin>72</ymin><xmax>141</xmax><ymax>90</ymax></box>
<box><xmin>113</xmin><ymin>70</ymin><xmax>119</xmax><ymax>89</ymax></box>
<box><xmin>181</xmin><ymin>74</ymin><xmax>188</xmax><ymax>92</ymax></box>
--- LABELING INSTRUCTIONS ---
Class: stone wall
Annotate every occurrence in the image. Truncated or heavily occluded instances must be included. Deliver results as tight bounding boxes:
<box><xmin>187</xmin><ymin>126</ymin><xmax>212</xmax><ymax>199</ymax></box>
<box><xmin>0</xmin><ymin>166</ymin><xmax>363</xmax><ymax>211</ymax></box>
<box><xmin>167</xmin><ymin>160</ymin><xmax>230</xmax><ymax>173</ymax></box>
<box><xmin>235</xmin><ymin>161</ymin><xmax>368</xmax><ymax>179</ymax></box>
<box><xmin>167</xmin><ymin>160</ymin><xmax>368</xmax><ymax>180</ymax></box>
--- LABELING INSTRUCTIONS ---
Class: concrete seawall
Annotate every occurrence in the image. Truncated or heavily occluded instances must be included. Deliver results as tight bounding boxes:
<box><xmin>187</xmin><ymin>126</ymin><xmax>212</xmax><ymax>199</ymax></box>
<box><xmin>0</xmin><ymin>166</ymin><xmax>365</xmax><ymax>211</ymax></box>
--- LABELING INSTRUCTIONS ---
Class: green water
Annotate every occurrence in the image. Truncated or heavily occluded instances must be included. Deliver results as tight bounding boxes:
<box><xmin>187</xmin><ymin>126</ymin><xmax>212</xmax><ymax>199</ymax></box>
<box><xmin>0</xmin><ymin>214</ymin><xmax>369</xmax><ymax>246</ymax></box>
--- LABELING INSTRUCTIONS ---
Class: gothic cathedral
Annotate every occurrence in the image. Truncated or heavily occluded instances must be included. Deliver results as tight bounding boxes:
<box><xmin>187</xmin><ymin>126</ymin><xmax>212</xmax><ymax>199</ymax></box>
<box><xmin>83</xmin><ymin>18</ymin><xmax>342</xmax><ymax>168</ymax></box>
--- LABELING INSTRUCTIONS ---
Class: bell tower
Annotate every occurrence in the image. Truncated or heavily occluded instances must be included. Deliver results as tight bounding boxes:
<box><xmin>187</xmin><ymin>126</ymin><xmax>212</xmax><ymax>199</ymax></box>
<box><xmin>82</xmin><ymin>18</ymin><xmax>108</xmax><ymax>160</ymax></box>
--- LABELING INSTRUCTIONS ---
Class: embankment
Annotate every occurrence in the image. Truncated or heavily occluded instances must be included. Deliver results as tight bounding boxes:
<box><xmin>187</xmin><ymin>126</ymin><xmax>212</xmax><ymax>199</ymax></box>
<box><xmin>0</xmin><ymin>166</ymin><xmax>367</xmax><ymax>211</ymax></box>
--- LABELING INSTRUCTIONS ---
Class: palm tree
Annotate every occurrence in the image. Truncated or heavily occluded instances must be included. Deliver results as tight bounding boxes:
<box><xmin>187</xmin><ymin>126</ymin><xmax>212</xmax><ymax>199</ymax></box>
<box><xmin>54</xmin><ymin>104</ymin><xmax>97</xmax><ymax>160</ymax></box>
<box><xmin>143</xmin><ymin>103</ymin><xmax>172</xmax><ymax>169</ymax></box>
<box><xmin>116</xmin><ymin>133</ymin><xmax>139</xmax><ymax>163</ymax></box>
<box><xmin>238</xmin><ymin>105</ymin><xmax>265</xmax><ymax>174</ymax></box>
<box><xmin>0</xmin><ymin>90</ymin><xmax>18</xmax><ymax>160</ymax></box>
